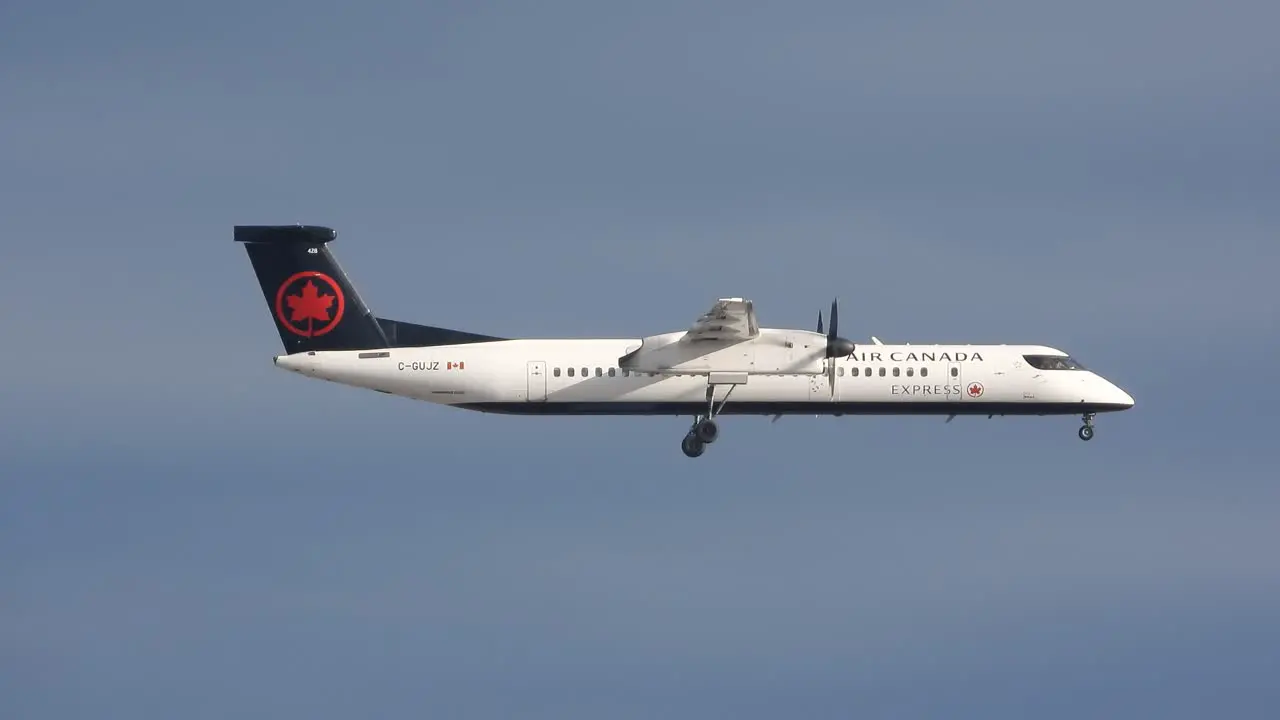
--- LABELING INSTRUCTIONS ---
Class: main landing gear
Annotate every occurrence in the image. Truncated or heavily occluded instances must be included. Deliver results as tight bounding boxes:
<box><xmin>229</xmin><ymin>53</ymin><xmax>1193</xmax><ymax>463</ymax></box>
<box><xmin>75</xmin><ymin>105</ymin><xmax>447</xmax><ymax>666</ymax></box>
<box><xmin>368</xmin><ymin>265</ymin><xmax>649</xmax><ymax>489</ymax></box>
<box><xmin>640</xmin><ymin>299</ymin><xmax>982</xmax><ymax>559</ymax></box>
<box><xmin>681</xmin><ymin>419</ymin><xmax>715</xmax><ymax>457</ymax></box>
<box><xmin>681</xmin><ymin>383</ymin><xmax>736</xmax><ymax>458</ymax></box>
<box><xmin>1078</xmin><ymin>412</ymin><xmax>1095</xmax><ymax>441</ymax></box>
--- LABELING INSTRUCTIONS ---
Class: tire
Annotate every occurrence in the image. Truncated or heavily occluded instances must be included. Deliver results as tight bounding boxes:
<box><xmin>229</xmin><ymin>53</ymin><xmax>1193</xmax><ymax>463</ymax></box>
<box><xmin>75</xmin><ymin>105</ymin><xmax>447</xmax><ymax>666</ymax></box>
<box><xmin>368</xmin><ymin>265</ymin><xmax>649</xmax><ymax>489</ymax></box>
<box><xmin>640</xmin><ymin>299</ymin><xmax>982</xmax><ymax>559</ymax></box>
<box><xmin>681</xmin><ymin>434</ymin><xmax>705</xmax><ymax>457</ymax></box>
<box><xmin>694</xmin><ymin>418</ymin><xmax>719</xmax><ymax>444</ymax></box>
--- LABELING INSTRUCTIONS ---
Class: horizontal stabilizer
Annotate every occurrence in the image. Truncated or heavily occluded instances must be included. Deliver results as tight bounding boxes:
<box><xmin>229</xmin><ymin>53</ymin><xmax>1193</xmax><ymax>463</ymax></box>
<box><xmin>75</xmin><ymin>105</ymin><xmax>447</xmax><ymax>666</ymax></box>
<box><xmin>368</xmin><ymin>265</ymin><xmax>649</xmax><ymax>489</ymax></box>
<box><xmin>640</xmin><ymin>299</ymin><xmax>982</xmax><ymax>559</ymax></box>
<box><xmin>234</xmin><ymin>224</ymin><xmax>337</xmax><ymax>245</ymax></box>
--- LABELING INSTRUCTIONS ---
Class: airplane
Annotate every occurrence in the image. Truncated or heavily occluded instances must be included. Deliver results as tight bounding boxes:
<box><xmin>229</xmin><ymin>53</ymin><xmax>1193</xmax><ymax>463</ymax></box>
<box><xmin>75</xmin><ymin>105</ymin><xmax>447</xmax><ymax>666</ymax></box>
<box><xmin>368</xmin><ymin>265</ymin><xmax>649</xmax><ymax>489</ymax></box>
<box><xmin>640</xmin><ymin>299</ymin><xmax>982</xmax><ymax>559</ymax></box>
<box><xmin>234</xmin><ymin>224</ymin><xmax>1135</xmax><ymax>458</ymax></box>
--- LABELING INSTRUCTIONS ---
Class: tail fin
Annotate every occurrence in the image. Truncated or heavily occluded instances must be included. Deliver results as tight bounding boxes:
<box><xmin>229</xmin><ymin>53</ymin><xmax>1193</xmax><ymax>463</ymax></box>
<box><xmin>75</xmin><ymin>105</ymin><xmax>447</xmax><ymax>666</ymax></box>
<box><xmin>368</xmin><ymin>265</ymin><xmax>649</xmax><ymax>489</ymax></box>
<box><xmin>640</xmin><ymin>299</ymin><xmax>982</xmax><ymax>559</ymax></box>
<box><xmin>234</xmin><ymin>225</ymin><xmax>389</xmax><ymax>354</ymax></box>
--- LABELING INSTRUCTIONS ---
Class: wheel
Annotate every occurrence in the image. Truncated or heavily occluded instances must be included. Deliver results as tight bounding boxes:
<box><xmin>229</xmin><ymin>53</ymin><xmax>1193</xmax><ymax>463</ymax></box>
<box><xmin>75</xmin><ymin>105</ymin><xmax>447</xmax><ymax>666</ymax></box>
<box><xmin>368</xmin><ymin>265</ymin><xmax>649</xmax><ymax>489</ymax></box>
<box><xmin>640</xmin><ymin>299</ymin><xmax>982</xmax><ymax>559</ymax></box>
<box><xmin>681</xmin><ymin>433</ymin><xmax>705</xmax><ymax>457</ymax></box>
<box><xmin>1078</xmin><ymin>425</ymin><xmax>1094</xmax><ymax>441</ymax></box>
<box><xmin>694</xmin><ymin>418</ymin><xmax>719</xmax><ymax>444</ymax></box>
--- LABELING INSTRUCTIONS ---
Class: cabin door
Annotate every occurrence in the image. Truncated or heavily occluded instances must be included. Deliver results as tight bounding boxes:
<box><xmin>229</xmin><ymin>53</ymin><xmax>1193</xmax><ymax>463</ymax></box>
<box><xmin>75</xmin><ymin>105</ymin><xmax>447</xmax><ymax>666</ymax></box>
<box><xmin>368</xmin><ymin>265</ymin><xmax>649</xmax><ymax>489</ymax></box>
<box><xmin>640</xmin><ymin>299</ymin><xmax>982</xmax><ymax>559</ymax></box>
<box><xmin>526</xmin><ymin>360</ymin><xmax>547</xmax><ymax>402</ymax></box>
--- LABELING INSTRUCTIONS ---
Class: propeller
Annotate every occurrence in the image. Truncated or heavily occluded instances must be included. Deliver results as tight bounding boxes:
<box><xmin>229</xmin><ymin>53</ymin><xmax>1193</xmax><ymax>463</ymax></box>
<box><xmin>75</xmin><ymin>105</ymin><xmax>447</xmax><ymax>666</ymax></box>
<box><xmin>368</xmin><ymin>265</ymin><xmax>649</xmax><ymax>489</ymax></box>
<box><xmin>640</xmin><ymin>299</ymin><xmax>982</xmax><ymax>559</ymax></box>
<box><xmin>819</xmin><ymin>298</ymin><xmax>856</xmax><ymax>396</ymax></box>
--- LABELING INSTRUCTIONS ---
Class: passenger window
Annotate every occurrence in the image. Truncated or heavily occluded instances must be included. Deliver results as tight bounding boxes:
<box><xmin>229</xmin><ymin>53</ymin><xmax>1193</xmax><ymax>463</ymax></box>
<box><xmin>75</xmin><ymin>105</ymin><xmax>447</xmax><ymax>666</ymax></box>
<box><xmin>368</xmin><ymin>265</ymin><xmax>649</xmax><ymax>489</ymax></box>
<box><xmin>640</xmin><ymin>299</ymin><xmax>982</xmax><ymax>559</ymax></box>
<box><xmin>838</xmin><ymin>367</ymin><xmax>845</xmax><ymax>377</ymax></box>
<box><xmin>608</xmin><ymin>367</ymin><xmax>616</xmax><ymax>377</ymax></box>
<box><xmin>950</xmin><ymin>367</ymin><xmax>958</xmax><ymax>377</ymax></box>
<box><xmin>906</xmin><ymin>368</ymin><xmax>914</xmax><ymax>377</ymax></box>
<box><xmin>553</xmin><ymin>367</ymin><xmax>561</xmax><ymax>377</ymax></box>
<box><xmin>921</xmin><ymin>367</ymin><xmax>928</xmax><ymax>377</ymax></box>
<box><xmin>864</xmin><ymin>367</ymin><xmax>871</xmax><ymax>376</ymax></box>
<box><xmin>581</xmin><ymin>368</ymin><xmax>588</xmax><ymax>377</ymax></box>
<box><xmin>567</xmin><ymin>367</ymin><xmax>575</xmax><ymax>377</ymax></box>
<box><xmin>595</xmin><ymin>367</ymin><xmax>602</xmax><ymax>377</ymax></box>
<box><xmin>879</xmin><ymin>367</ymin><xmax>886</xmax><ymax>377</ymax></box>
<box><xmin>892</xmin><ymin>367</ymin><xmax>900</xmax><ymax>377</ymax></box>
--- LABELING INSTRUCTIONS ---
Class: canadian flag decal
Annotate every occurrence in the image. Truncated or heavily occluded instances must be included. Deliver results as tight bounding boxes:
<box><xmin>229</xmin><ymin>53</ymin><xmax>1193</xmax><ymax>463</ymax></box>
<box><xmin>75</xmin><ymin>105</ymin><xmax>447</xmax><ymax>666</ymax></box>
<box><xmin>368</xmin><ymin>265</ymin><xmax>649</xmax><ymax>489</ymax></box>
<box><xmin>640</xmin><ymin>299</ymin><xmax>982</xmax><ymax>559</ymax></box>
<box><xmin>447</xmin><ymin>361</ymin><xmax>465</xmax><ymax>370</ymax></box>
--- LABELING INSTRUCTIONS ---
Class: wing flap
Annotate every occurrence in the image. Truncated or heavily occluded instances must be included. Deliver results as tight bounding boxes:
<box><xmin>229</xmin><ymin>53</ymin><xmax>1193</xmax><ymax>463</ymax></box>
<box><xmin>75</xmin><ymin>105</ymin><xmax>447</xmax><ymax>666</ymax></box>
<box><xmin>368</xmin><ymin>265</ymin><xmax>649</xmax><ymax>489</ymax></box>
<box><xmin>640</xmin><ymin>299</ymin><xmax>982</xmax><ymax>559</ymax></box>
<box><xmin>683</xmin><ymin>297</ymin><xmax>758</xmax><ymax>343</ymax></box>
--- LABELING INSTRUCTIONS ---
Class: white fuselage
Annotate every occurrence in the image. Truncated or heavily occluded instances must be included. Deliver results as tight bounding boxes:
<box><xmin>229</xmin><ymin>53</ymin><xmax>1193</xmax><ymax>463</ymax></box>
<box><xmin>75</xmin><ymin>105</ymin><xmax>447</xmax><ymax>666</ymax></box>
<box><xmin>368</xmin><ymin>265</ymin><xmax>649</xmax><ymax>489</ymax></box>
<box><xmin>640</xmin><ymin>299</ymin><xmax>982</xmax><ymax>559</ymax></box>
<box><xmin>273</xmin><ymin>335</ymin><xmax>1134</xmax><ymax>418</ymax></box>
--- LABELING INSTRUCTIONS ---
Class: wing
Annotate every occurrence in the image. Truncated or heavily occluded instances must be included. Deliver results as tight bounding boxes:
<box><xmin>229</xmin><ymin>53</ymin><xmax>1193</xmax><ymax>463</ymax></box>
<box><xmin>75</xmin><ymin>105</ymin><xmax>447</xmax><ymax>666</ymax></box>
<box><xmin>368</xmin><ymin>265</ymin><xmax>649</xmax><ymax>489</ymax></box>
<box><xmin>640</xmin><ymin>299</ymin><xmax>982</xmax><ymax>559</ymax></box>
<box><xmin>682</xmin><ymin>297</ymin><xmax>759</xmax><ymax>343</ymax></box>
<box><xmin>617</xmin><ymin>297</ymin><xmax>759</xmax><ymax>371</ymax></box>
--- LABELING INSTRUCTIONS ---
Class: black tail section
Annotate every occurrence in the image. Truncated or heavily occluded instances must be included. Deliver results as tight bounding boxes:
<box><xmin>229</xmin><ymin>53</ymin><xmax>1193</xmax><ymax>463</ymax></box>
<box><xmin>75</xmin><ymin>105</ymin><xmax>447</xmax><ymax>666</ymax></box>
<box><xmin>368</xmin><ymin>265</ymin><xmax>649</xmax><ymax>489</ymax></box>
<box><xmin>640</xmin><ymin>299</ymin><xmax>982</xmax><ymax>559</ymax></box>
<box><xmin>376</xmin><ymin>317</ymin><xmax>509</xmax><ymax>347</ymax></box>
<box><xmin>235</xmin><ymin>225</ymin><xmax>389</xmax><ymax>354</ymax></box>
<box><xmin>235</xmin><ymin>224</ymin><xmax>506</xmax><ymax>354</ymax></box>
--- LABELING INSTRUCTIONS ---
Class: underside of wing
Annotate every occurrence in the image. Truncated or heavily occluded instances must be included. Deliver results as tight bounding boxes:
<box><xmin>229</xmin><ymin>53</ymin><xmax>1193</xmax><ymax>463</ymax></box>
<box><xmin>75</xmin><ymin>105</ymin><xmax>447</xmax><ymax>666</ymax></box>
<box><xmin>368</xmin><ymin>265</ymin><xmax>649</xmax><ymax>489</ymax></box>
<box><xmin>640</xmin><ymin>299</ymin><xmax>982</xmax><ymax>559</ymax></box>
<box><xmin>683</xmin><ymin>297</ymin><xmax>758</xmax><ymax>343</ymax></box>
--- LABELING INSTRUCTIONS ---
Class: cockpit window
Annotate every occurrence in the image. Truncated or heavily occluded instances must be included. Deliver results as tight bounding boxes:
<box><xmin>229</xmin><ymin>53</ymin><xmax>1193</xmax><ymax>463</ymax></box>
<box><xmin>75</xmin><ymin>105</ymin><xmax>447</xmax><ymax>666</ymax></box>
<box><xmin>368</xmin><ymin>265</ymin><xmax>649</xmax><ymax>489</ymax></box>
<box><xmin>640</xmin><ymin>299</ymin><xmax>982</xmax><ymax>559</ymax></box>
<box><xmin>1023</xmin><ymin>354</ymin><xmax>1087</xmax><ymax>371</ymax></box>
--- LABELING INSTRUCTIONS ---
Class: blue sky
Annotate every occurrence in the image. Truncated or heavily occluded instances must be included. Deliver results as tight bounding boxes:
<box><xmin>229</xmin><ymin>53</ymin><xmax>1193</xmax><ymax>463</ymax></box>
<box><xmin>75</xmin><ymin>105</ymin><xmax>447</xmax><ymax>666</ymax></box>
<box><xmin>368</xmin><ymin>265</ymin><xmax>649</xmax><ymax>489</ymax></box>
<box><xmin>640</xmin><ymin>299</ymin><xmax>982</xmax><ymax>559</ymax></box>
<box><xmin>3</xmin><ymin>1</ymin><xmax>1278</xmax><ymax>717</ymax></box>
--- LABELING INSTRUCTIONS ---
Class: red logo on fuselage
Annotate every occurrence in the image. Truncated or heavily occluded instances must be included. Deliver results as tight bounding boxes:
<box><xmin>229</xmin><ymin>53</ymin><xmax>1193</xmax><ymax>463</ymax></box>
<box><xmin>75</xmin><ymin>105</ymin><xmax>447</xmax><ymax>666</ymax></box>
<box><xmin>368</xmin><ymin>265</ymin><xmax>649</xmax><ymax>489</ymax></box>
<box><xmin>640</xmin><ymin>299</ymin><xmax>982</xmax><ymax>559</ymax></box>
<box><xmin>275</xmin><ymin>271</ymin><xmax>345</xmax><ymax>337</ymax></box>
<box><xmin>967</xmin><ymin>382</ymin><xmax>984</xmax><ymax>398</ymax></box>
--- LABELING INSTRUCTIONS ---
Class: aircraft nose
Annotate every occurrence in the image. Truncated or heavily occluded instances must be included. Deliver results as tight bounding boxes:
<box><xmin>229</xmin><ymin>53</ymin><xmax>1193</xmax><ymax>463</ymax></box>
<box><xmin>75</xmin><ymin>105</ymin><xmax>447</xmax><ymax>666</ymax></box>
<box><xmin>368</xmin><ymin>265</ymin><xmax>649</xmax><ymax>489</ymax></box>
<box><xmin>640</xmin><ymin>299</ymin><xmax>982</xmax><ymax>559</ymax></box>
<box><xmin>1111</xmin><ymin>383</ymin><xmax>1135</xmax><ymax>409</ymax></box>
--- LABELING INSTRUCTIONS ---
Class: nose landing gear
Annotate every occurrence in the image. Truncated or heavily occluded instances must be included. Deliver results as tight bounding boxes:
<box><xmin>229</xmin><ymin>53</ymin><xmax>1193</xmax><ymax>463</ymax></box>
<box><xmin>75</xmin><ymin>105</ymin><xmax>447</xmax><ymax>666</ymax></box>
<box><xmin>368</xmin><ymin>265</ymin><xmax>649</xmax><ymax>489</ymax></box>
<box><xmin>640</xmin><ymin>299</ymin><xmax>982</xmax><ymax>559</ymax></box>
<box><xmin>1078</xmin><ymin>412</ymin><xmax>1095</xmax><ymax>441</ymax></box>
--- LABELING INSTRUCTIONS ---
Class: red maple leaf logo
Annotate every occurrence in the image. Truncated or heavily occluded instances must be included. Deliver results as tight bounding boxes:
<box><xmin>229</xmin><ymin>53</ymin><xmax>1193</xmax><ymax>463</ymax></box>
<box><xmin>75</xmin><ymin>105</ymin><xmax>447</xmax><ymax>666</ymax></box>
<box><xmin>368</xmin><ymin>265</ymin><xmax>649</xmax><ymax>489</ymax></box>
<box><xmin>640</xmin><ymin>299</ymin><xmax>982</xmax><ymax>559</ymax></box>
<box><xmin>274</xmin><ymin>272</ymin><xmax>346</xmax><ymax>338</ymax></box>
<box><xmin>287</xmin><ymin>280</ymin><xmax>333</xmax><ymax>322</ymax></box>
<box><xmin>968</xmin><ymin>383</ymin><xmax>982</xmax><ymax>396</ymax></box>
<box><xmin>284</xmin><ymin>280</ymin><xmax>335</xmax><ymax>337</ymax></box>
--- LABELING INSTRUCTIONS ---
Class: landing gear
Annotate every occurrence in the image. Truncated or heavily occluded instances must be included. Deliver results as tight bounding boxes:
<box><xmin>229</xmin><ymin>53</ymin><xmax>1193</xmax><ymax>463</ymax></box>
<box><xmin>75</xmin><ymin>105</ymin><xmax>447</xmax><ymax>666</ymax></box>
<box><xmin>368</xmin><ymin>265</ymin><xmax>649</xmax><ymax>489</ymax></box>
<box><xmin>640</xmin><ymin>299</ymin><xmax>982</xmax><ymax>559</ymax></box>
<box><xmin>679</xmin><ymin>381</ymin><xmax>736</xmax><ymax>457</ymax></box>
<box><xmin>1078</xmin><ymin>412</ymin><xmax>1095</xmax><ymax>441</ymax></box>
<box><xmin>693</xmin><ymin>417</ymin><xmax>719</xmax><ymax>443</ymax></box>
<box><xmin>681</xmin><ymin>416</ymin><xmax>718</xmax><ymax>458</ymax></box>
<box><xmin>681</xmin><ymin>432</ymin><xmax>705</xmax><ymax>458</ymax></box>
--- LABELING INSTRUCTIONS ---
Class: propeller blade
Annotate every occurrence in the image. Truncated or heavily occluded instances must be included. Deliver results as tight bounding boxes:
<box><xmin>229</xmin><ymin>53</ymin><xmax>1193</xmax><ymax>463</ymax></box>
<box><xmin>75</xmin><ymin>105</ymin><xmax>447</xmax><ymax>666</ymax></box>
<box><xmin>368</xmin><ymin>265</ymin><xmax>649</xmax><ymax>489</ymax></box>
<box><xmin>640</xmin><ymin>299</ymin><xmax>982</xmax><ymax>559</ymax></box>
<box><xmin>820</xmin><ymin>297</ymin><xmax>856</xmax><ymax>359</ymax></box>
<box><xmin>816</xmin><ymin>297</ymin><xmax>855</xmax><ymax>395</ymax></box>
